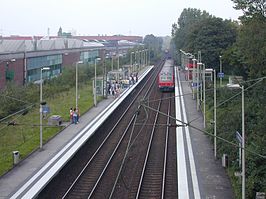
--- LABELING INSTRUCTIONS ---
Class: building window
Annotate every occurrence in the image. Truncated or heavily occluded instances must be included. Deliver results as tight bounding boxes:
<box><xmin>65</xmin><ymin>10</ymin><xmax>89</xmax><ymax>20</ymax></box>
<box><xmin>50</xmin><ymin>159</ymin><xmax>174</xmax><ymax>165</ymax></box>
<box><xmin>6</xmin><ymin>70</ymin><xmax>15</xmax><ymax>80</ymax></box>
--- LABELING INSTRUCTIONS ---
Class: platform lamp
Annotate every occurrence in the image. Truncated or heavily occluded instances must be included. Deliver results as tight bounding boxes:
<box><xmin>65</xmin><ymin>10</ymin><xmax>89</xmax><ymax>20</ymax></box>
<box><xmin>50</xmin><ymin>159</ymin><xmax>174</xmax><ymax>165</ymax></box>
<box><xmin>94</xmin><ymin>58</ymin><xmax>101</xmax><ymax>106</ymax></box>
<box><xmin>40</xmin><ymin>67</ymin><xmax>50</xmax><ymax>149</ymax></box>
<box><xmin>130</xmin><ymin>52</ymin><xmax>134</xmax><ymax>73</ymax></box>
<box><xmin>227</xmin><ymin>83</ymin><xmax>245</xmax><ymax>199</ymax></box>
<box><xmin>75</xmin><ymin>61</ymin><xmax>83</xmax><ymax>109</ymax></box>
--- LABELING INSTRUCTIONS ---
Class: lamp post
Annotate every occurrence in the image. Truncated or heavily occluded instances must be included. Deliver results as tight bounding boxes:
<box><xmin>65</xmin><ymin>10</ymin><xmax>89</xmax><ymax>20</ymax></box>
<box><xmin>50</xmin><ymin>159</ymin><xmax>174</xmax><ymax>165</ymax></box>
<box><xmin>227</xmin><ymin>84</ymin><xmax>245</xmax><ymax>199</ymax></box>
<box><xmin>141</xmin><ymin>50</ymin><xmax>145</xmax><ymax>68</ymax></box>
<box><xmin>75</xmin><ymin>61</ymin><xmax>83</xmax><ymax>109</ymax></box>
<box><xmin>197</xmin><ymin>62</ymin><xmax>202</xmax><ymax>111</ymax></box>
<box><xmin>145</xmin><ymin>49</ymin><xmax>148</xmax><ymax>66</ymax></box>
<box><xmin>111</xmin><ymin>53</ymin><xmax>114</xmax><ymax>71</ymax></box>
<box><xmin>40</xmin><ymin>67</ymin><xmax>50</xmax><ymax>149</ymax></box>
<box><xmin>94</xmin><ymin>58</ymin><xmax>101</xmax><ymax>106</ymax></box>
<box><xmin>149</xmin><ymin>49</ymin><xmax>151</xmax><ymax>66</ymax></box>
<box><xmin>213</xmin><ymin>69</ymin><xmax>217</xmax><ymax>159</ymax></box>
<box><xmin>241</xmin><ymin>85</ymin><xmax>245</xmax><ymax>199</ymax></box>
<box><xmin>203</xmin><ymin>64</ymin><xmax>206</xmax><ymax>128</ymax></box>
<box><xmin>117</xmin><ymin>53</ymin><xmax>120</xmax><ymax>71</ymax></box>
<box><xmin>219</xmin><ymin>55</ymin><xmax>222</xmax><ymax>87</ymax></box>
<box><xmin>192</xmin><ymin>58</ymin><xmax>197</xmax><ymax>99</ymax></box>
<box><xmin>134</xmin><ymin>51</ymin><xmax>137</xmax><ymax>71</ymax></box>
<box><xmin>130</xmin><ymin>52</ymin><xmax>134</xmax><ymax>73</ymax></box>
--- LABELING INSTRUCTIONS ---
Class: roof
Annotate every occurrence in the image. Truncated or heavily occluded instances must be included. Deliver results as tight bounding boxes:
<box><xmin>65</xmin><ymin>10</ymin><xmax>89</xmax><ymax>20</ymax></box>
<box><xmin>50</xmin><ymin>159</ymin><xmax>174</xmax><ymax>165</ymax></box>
<box><xmin>0</xmin><ymin>38</ymin><xmax>104</xmax><ymax>53</ymax></box>
<box><xmin>1</xmin><ymin>35</ymin><xmax>143</xmax><ymax>42</ymax></box>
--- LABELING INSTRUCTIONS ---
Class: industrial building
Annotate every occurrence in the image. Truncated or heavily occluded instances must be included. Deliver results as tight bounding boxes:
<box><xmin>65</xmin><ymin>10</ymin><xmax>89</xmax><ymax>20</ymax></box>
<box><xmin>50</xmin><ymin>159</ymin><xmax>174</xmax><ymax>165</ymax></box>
<box><xmin>0</xmin><ymin>35</ymin><xmax>142</xmax><ymax>89</ymax></box>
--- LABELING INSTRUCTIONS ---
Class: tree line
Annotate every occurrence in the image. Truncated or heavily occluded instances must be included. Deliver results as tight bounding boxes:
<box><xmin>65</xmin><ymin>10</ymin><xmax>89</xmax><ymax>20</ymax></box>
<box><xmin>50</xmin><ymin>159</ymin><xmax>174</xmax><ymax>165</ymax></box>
<box><xmin>171</xmin><ymin>1</ymin><xmax>265</xmax><ymax>198</ymax></box>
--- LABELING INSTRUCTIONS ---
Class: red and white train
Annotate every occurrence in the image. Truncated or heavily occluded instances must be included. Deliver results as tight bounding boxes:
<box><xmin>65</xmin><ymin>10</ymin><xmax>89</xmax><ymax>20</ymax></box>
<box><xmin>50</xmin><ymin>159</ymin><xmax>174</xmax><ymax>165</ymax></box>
<box><xmin>158</xmin><ymin>59</ymin><xmax>175</xmax><ymax>92</ymax></box>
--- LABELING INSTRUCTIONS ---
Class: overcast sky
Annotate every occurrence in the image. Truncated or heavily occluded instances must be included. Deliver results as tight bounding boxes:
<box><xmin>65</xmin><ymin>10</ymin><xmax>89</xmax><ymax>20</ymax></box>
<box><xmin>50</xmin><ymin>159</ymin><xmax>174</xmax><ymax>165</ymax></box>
<box><xmin>0</xmin><ymin>0</ymin><xmax>242</xmax><ymax>37</ymax></box>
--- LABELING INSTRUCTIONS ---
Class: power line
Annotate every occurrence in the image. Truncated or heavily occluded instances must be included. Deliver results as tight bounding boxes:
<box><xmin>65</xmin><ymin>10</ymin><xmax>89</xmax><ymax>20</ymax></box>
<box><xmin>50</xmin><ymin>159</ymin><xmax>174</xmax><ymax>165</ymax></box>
<box><xmin>140</xmin><ymin>103</ymin><xmax>266</xmax><ymax>159</ymax></box>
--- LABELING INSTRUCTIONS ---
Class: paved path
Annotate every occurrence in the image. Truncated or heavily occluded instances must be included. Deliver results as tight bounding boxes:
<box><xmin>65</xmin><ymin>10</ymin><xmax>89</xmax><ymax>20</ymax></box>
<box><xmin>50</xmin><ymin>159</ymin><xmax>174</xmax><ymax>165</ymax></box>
<box><xmin>179</xmin><ymin>69</ymin><xmax>234</xmax><ymax>199</ymax></box>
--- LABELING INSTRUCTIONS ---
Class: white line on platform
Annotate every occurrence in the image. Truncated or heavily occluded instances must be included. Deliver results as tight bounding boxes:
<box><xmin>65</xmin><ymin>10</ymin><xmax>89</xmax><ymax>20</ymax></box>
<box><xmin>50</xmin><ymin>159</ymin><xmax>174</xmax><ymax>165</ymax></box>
<box><xmin>178</xmin><ymin>68</ymin><xmax>201</xmax><ymax>199</ymax></box>
<box><xmin>175</xmin><ymin>67</ymin><xmax>190</xmax><ymax>199</ymax></box>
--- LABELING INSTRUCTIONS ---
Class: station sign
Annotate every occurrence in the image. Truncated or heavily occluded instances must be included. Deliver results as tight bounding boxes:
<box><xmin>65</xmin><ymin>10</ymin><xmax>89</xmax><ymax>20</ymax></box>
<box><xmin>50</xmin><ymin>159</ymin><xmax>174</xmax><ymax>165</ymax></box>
<box><xmin>218</xmin><ymin>72</ymin><xmax>224</xmax><ymax>78</ymax></box>
<box><xmin>191</xmin><ymin>82</ymin><xmax>201</xmax><ymax>88</ymax></box>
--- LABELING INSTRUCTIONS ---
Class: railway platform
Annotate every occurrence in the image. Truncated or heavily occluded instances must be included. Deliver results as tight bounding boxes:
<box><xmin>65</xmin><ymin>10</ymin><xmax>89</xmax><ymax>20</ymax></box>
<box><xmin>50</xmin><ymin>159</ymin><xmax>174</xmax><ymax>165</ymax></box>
<box><xmin>0</xmin><ymin>66</ymin><xmax>153</xmax><ymax>199</ymax></box>
<box><xmin>176</xmin><ymin>68</ymin><xmax>234</xmax><ymax>199</ymax></box>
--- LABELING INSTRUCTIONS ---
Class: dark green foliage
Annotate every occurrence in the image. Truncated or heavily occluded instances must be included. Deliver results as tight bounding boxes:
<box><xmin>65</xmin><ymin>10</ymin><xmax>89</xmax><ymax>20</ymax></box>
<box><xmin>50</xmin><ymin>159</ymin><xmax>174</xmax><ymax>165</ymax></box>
<box><xmin>143</xmin><ymin>34</ymin><xmax>163</xmax><ymax>61</ymax></box>
<box><xmin>232</xmin><ymin>0</ymin><xmax>266</xmax><ymax>20</ymax></box>
<box><xmin>171</xmin><ymin>8</ymin><xmax>238</xmax><ymax>68</ymax></box>
<box><xmin>172</xmin><ymin>4</ymin><xmax>266</xmax><ymax>198</ymax></box>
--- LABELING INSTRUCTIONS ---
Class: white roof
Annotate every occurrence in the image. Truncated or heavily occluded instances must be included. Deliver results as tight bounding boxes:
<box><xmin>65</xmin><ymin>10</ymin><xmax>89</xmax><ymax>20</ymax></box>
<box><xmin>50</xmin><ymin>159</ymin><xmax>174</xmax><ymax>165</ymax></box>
<box><xmin>0</xmin><ymin>38</ymin><xmax>104</xmax><ymax>53</ymax></box>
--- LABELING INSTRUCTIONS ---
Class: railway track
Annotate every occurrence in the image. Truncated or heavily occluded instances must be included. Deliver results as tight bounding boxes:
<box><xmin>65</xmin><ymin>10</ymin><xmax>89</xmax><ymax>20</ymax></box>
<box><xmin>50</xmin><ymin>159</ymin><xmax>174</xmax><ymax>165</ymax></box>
<box><xmin>39</xmin><ymin>60</ymin><xmax>177</xmax><ymax>199</ymax></box>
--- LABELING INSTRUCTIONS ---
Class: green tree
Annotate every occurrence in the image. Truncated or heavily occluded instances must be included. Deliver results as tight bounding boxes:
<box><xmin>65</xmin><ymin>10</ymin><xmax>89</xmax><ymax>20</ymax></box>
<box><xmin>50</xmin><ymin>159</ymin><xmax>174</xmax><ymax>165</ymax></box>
<box><xmin>143</xmin><ymin>34</ymin><xmax>163</xmax><ymax>61</ymax></box>
<box><xmin>171</xmin><ymin>8</ymin><xmax>237</xmax><ymax>68</ymax></box>
<box><xmin>232</xmin><ymin>0</ymin><xmax>266</xmax><ymax>19</ymax></box>
<box><xmin>188</xmin><ymin>17</ymin><xmax>238</xmax><ymax>70</ymax></box>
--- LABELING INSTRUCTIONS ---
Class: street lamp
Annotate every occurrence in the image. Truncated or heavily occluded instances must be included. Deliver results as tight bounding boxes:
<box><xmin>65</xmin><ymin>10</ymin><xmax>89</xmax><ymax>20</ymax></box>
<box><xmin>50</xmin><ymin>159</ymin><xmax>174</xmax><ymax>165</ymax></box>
<box><xmin>111</xmin><ymin>53</ymin><xmax>114</xmax><ymax>71</ymax></box>
<box><xmin>227</xmin><ymin>83</ymin><xmax>245</xmax><ymax>199</ymax></box>
<box><xmin>40</xmin><ymin>67</ymin><xmax>50</xmax><ymax>149</ymax></box>
<box><xmin>202</xmin><ymin>64</ymin><xmax>206</xmax><ymax>128</ymax></box>
<box><xmin>117</xmin><ymin>53</ymin><xmax>120</xmax><ymax>71</ymax></box>
<box><xmin>75</xmin><ymin>61</ymin><xmax>83</xmax><ymax>109</ymax></box>
<box><xmin>192</xmin><ymin>58</ymin><xmax>197</xmax><ymax>99</ymax></box>
<box><xmin>219</xmin><ymin>55</ymin><xmax>222</xmax><ymax>87</ymax></box>
<box><xmin>197</xmin><ymin>62</ymin><xmax>202</xmax><ymax>111</ymax></box>
<box><xmin>148</xmin><ymin>49</ymin><xmax>150</xmax><ymax>66</ymax></box>
<box><xmin>213</xmin><ymin>69</ymin><xmax>217</xmax><ymax>159</ymax></box>
<box><xmin>94</xmin><ymin>58</ymin><xmax>101</xmax><ymax>106</ymax></box>
<box><xmin>130</xmin><ymin>52</ymin><xmax>134</xmax><ymax>73</ymax></box>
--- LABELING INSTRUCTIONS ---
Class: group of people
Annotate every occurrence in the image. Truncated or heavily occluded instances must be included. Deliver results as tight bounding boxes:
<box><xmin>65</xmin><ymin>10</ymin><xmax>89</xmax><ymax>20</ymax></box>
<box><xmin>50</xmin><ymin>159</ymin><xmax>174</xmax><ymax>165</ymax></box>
<box><xmin>70</xmin><ymin>107</ymin><xmax>80</xmax><ymax>124</ymax></box>
<box><xmin>128</xmin><ymin>73</ymin><xmax>138</xmax><ymax>85</ymax></box>
<box><xmin>108</xmin><ymin>81</ymin><xmax>121</xmax><ymax>97</ymax></box>
<box><xmin>107</xmin><ymin>73</ymin><xmax>139</xmax><ymax>97</ymax></box>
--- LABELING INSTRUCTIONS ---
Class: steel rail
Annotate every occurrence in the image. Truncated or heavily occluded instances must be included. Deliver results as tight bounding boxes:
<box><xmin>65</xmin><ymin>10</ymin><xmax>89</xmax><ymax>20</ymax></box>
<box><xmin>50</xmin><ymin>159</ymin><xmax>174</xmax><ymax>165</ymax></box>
<box><xmin>61</xmin><ymin>65</ymin><xmax>159</xmax><ymax>198</ymax></box>
<box><xmin>107</xmin><ymin>69</ymin><xmax>162</xmax><ymax>199</ymax></box>
<box><xmin>161</xmin><ymin>95</ymin><xmax>171</xmax><ymax>199</ymax></box>
<box><xmin>135</xmin><ymin>96</ymin><xmax>162</xmax><ymax>198</ymax></box>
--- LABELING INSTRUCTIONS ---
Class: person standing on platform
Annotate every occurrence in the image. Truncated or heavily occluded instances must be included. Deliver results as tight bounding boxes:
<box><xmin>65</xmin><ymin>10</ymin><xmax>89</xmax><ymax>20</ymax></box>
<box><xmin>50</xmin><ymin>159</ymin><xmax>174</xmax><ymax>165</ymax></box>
<box><xmin>73</xmin><ymin>108</ymin><xmax>78</xmax><ymax>124</ymax></box>
<box><xmin>70</xmin><ymin>107</ymin><xmax>73</xmax><ymax>123</ymax></box>
<box><xmin>76</xmin><ymin>107</ymin><xmax>80</xmax><ymax>123</ymax></box>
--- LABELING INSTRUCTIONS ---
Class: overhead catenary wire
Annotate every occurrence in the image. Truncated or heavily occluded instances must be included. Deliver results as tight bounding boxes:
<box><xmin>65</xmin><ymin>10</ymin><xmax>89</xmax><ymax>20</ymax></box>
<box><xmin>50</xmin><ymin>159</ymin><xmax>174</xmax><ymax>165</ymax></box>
<box><xmin>0</xmin><ymin>93</ymin><xmax>34</xmax><ymax>105</ymax></box>
<box><xmin>140</xmin><ymin>103</ymin><xmax>266</xmax><ymax>159</ymax></box>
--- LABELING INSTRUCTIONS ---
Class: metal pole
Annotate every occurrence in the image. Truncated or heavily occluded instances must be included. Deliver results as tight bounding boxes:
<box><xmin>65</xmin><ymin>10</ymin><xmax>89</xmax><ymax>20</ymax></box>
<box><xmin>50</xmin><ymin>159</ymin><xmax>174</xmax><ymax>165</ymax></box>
<box><xmin>40</xmin><ymin>69</ymin><xmax>43</xmax><ymax>149</ymax></box>
<box><xmin>192</xmin><ymin>58</ymin><xmax>196</xmax><ymax>99</ymax></box>
<box><xmin>103</xmin><ymin>55</ymin><xmax>106</xmax><ymax>98</ymax></box>
<box><xmin>186</xmin><ymin>55</ymin><xmax>189</xmax><ymax>80</ymax></box>
<box><xmin>242</xmin><ymin>85</ymin><xmax>245</xmax><ymax>199</ymax></box>
<box><xmin>133</xmin><ymin>51</ymin><xmax>138</xmax><ymax>71</ymax></box>
<box><xmin>75</xmin><ymin>62</ymin><xmax>78</xmax><ymax>109</ymax></box>
<box><xmin>148</xmin><ymin>49</ymin><xmax>150</xmax><ymax>65</ymax></box>
<box><xmin>200</xmin><ymin>63</ymin><xmax>203</xmax><ymax>102</ymax></box>
<box><xmin>146</xmin><ymin>49</ymin><xmax>148</xmax><ymax>66</ymax></box>
<box><xmin>130</xmin><ymin>52</ymin><xmax>132</xmax><ymax>74</ymax></box>
<box><xmin>197</xmin><ymin>63</ymin><xmax>200</xmax><ymax>111</ymax></box>
<box><xmin>117</xmin><ymin>55</ymin><xmax>119</xmax><ymax>71</ymax></box>
<box><xmin>94</xmin><ymin>59</ymin><xmax>97</xmax><ymax>106</ymax></box>
<box><xmin>203</xmin><ymin>64</ymin><xmax>206</xmax><ymax>128</ymax></box>
<box><xmin>111</xmin><ymin>55</ymin><xmax>113</xmax><ymax>71</ymax></box>
<box><xmin>214</xmin><ymin>69</ymin><xmax>217</xmax><ymax>159</ymax></box>
<box><xmin>220</xmin><ymin>55</ymin><xmax>222</xmax><ymax>87</ymax></box>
